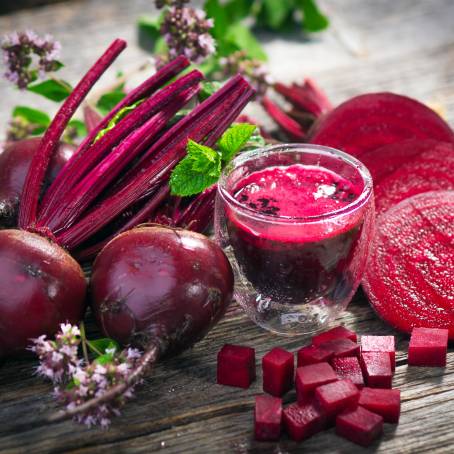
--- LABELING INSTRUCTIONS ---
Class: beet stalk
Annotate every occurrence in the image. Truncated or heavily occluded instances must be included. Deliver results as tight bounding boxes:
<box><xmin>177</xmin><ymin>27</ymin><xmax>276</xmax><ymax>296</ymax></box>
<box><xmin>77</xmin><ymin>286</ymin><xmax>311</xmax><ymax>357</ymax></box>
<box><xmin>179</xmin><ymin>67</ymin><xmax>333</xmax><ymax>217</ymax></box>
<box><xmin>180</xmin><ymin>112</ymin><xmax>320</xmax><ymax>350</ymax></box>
<box><xmin>83</xmin><ymin>104</ymin><xmax>102</xmax><ymax>132</ymax></box>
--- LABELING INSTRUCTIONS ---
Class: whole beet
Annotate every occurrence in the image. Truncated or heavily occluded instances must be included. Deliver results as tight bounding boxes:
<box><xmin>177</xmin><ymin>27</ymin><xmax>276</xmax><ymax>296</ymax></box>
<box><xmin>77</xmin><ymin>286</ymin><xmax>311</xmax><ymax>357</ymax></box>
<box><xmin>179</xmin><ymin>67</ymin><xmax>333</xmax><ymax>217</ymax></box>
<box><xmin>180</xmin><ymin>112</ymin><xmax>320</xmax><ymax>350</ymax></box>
<box><xmin>0</xmin><ymin>138</ymin><xmax>75</xmax><ymax>228</ymax></box>
<box><xmin>0</xmin><ymin>229</ymin><xmax>86</xmax><ymax>357</ymax></box>
<box><xmin>91</xmin><ymin>225</ymin><xmax>234</xmax><ymax>356</ymax></box>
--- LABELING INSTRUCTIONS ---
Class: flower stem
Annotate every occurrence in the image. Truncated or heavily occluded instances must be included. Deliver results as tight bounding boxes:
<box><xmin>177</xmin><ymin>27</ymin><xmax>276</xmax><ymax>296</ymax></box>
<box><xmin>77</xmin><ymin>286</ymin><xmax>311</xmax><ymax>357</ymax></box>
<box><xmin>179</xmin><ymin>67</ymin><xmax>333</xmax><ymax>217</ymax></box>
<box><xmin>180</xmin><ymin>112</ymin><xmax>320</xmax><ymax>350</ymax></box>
<box><xmin>79</xmin><ymin>322</ymin><xmax>90</xmax><ymax>364</ymax></box>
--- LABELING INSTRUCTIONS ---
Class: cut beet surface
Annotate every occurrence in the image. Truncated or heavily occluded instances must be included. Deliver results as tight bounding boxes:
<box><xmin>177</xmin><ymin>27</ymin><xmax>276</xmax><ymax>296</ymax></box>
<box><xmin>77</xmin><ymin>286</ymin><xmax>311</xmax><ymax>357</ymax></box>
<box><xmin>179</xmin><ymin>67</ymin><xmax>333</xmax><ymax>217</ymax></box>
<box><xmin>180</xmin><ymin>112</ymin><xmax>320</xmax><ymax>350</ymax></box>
<box><xmin>217</xmin><ymin>344</ymin><xmax>256</xmax><ymax>388</ymax></box>
<box><xmin>312</xmin><ymin>326</ymin><xmax>357</xmax><ymax>346</ymax></box>
<box><xmin>362</xmin><ymin>191</ymin><xmax>454</xmax><ymax>338</ymax></box>
<box><xmin>309</xmin><ymin>92</ymin><xmax>454</xmax><ymax>158</ymax></box>
<box><xmin>317</xmin><ymin>338</ymin><xmax>360</xmax><ymax>359</ymax></box>
<box><xmin>297</xmin><ymin>345</ymin><xmax>333</xmax><ymax>367</ymax></box>
<box><xmin>361</xmin><ymin>335</ymin><xmax>396</xmax><ymax>371</ymax></box>
<box><xmin>336</xmin><ymin>406</ymin><xmax>383</xmax><ymax>447</ymax></box>
<box><xmin>283</xmin><ymin>402</ymin><xmax>325</xmax><ymax>441</ymax></box>
<box><xmin>360</xmin><ymin>352</ymin><xmax>393</xmax><ymax>388</ymax></box>
<box><xmin>262</xmin><ymin>347</ymin><xmax>294</xmax><ymax>396</ymax></box>
<box><xmin>296</xmin><ymin>362</ymin><xmax>338</xmax><ymax>404</ymax></box>
<box><xmin>373</xmin><ymin>146</ymin><xmax>454</xmax><ymax>215</ymax></box>
<box><xmin>331</xmin><ymin>357</ymin><xmax>365</xmax><ymax>389</ymax></box>
<box><xmin>359</xmin><ymin>387</ymin><xmax>401</xmax><ymax>423</ymax></box>
<box><xmin>315</xmin><ymin>379</ymin><xmax>360</xmax><ymax>420</ymax></box>
<box><xmin>254</xmin><ymin>395</ymin><xmax>282</xmax><ymax>441</ymax></box>
<box><xmin>408</xmin><ymin>327</ymin><xmax>449</xmax><ymax>367</ymax></box>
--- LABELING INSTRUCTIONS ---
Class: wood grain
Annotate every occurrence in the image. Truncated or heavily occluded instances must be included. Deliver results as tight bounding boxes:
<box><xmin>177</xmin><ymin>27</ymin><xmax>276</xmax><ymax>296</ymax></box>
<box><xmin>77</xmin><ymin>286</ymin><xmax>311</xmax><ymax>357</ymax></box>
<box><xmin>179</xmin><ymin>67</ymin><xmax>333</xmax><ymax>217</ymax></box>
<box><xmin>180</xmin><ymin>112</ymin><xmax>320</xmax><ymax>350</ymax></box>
<box><xmin>0</xmin><ymin>0</ymin><xmax>454</xmax><ymax>453</ymax></box>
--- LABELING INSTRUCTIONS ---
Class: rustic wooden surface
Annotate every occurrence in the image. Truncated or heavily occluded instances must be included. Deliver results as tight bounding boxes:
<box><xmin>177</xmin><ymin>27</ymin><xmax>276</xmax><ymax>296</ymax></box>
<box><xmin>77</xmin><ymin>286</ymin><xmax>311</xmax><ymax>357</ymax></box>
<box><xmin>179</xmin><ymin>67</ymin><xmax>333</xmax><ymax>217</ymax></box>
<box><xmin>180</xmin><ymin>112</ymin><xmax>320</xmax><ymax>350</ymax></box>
<box><xmin>1</xmin><ymin>0</ymin><xmax>454</xmax><ymax>453</ymax></box>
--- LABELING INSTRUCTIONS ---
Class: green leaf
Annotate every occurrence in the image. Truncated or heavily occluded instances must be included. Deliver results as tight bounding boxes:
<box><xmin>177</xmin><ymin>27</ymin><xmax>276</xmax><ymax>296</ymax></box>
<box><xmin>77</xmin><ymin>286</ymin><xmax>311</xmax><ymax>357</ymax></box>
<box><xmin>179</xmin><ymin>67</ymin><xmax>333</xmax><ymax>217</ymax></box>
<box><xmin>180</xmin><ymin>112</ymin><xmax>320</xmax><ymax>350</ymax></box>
<box><xmin>205</xmin><ymin>0</ymin><xmax>230</xmax><ymax>39</ymax></box>
<box><xmin>217</xmin><ymin>123</ymin><xmax>256</xmax><ymax>162</ymax></box>
<box><xmin>68</xmin><ymin>119</ymin><xmax>88</xmax><ymax>137</ymax></box>
<box><xmin>224</xmin><ymin>0</ymin><xmax>253</xmax><ymax>22</ymax></box>
<box><xmin>12</xmin><ymin>106</ymin><xmax>50</xmax><ymax>127</ymax></box>
<box><xmin>138</xmin><ymin>15</ymin><xmax>161</xmax><ymax>40</ymax></box>
<box><xmin>259</xmin><ymin>0</ymin><xmax>293</xmax><ymax>30</ymax></box>
<box><xmin>224</xmin><ymin>23</ymin><xmax>268</xmax><ymax>60</ymax></box>
<box><xmin>187</xmin><ymin>140</ymin><xmax>221</xmax><ymax>176</ymax></box>
<box><xmin>297</xmin><ymin>0</ymin><xmax>330</xmax><ymax>32</ymax></box>
<box><xmin>96</xmin><ymin>91</ymin><xmax>127</xmax><ymax>116</ymax></box>
<box><xmin>87</xmin><ymin>338</ymin><xmax>120</xmax><ymax>356</ymax></box>
<box><xmin>27</xmin><ymin>78</ymin><xmax>73</xmax><ymax>102</ymax></box>
<box><xmin>94</xmin><ymin>352</ymin><xmax>116</xmax><ymax>365</ymax></box>
<box><xmin>198</xmin><ymin>81</ymin><xmax>222</xmax><ymax>102</ymax></box>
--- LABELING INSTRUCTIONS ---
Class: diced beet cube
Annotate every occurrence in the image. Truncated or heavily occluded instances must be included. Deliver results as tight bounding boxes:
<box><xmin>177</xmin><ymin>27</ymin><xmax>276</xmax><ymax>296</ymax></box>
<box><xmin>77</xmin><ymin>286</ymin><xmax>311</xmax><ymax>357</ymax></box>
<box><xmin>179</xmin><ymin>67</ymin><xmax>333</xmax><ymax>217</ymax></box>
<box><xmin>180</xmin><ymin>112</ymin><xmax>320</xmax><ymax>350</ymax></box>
<box><xmin>312</xmin><ymin>326</ymin><xmax>357</xmax><ymax>346</ymax></box>
<box><xmin>254</xmin><ymin>395</ymin><xmax>282</xmax><ymax>441</ymax></box>
<box><xmin>408</xmin><ymin>327</ymin><xmax>449</xmax><ymax>367</ymax></box>
<box><xmin>283</xmin><ymin>402</ymin><xmax>325</xmax><ymax>441</ymax></box>
<box><xmin>318</xmin><ymin>338</ymin><xmax>360</xmax><ymax>358</ymax></box>
<box><xmin>315</xmin><ymin>379</ymin><xmax>360</xmax><ymax>420</ymax></box>
<box><xmin>331</xmin><ymin>357</ymin><xmax>365</xmax><ymax>389</ymax></box>
<box><xmin>217</xmin><ymin>344</ymin><xmax>255</xmax><ymax>388</ymax></box>
<box><xmin>361</xmin><ymin>335</ymin><xmax>396</xmax><ymax>371</ymax></box>
<box><xmin>297</xmin><ymin>345</ymin><xmax>333</xmax><ymax>367</ymax></box>
<box><xmin>296</xmin><ymin>362</ymin><xmax>338</xmax><ymax>404</ymax></box>
<box><xmin>262</xmin><ymin>347</ymin><xmax>294</xmax><ymax>396</ymax></box>
<box><xmin>336</xmin><ymin>406</ymin><xmax>383</xmax><ymax>447</ymax></box>
<box><xmin>359</xmin><ymin>387</ymin><xmax>401</xmax><ymax>423</ymax></box>
<box><xmin>360</xmin><ymin>352</ymin><xmax>392</xmax><ymax>388</ymax></box>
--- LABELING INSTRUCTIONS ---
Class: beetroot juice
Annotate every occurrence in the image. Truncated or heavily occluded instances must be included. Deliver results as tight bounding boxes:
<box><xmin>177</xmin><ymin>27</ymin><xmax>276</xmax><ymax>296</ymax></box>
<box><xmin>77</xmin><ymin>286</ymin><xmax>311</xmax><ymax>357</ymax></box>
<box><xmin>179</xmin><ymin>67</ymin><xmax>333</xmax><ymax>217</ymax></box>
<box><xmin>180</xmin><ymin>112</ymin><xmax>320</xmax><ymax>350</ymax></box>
<box><xmin>216</xmin><ymin>145</ymin><xmax>374</xmax><ymax>335</ymax></box>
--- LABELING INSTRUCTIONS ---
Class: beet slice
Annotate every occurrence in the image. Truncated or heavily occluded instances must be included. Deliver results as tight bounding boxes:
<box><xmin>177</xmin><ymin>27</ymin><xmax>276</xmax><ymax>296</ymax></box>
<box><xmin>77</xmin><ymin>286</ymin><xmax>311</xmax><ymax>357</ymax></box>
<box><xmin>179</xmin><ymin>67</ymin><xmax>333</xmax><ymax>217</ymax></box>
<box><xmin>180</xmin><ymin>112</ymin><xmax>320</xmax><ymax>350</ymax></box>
<box><xmin>361</xmin><ymin>336</ymin><xmax>396</xmax><ymax>371</ymax></box>
<box><xmin>362</xmin><ymin>191</ymin><xmax>454</xmax><ymax>338</ymax></box>
<box><xmin>360</xmin><ymin>352</ymin><xmax>393</xmax><ymax>388</ymax></box>
<box><xmin>359</xmin><ymin>388</ymin><xmax>401</xmax><ymax>423</ymax></box>
<box><xmin>336</xmin><ymin>406</ymin><xmax>383</xmax><ymax>447</ymax></box>
<box><xmin>296</xmin><ymin>362</ymin><xmax>337</xmax><ymax>404</ymax></box>
<box><xmin>283</xmin><ymin>402</ymin><xmax>325</xmax><ymax>441</ymax></box>
<box><xmin>262</xmin><ymin>347</ymin><xmax>294</xmax><ymax>397</ymax></box>
<box><xmin>309</xmin><ymin>93</ymin><xmax>454</xmax><ymax>157</ymax></box>
<box><xmin>297</xmin><ymin>345</ymin><xmax>333</xmax><ymax>367</ymax></box>
<box><xmin>408</xmin><ymin>327</ymin><xmax>448</xmax><ymax>367</ymax></box>
<box><xmin>312</xmin><ymin>326</ymin><xmax>357</xmax><ymax>346</ymax></box>
<box><xmin>314</xmin><ymin>379</ymin><xmax>360</xmax><ymax>420</ymax></box>
<box><xmin>374</xmin><ymin>146</ymin><xmax>454</xmax><ymax>214</ymax></box>
<box><xmin>217</xmin><ymin>344</ymin><xmax>256</xmax><ymax>388</ymax></box>
<box><xmin>254</xmin><ymin>395</ymin><xmax>282</xmax><ymax>441</ymax></box>
<box><xmin>331</xmin><ymin>357</ymin><xmax>365</xmax><ymax>389</ymax></box>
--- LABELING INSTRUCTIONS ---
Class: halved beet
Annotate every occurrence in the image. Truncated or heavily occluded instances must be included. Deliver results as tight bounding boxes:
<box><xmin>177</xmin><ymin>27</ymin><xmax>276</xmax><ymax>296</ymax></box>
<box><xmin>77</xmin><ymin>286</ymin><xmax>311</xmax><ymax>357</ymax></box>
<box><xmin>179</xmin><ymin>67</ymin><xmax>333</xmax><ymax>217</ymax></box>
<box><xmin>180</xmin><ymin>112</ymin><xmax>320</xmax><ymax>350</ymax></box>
<box><xmin>362</xmin><ymin>191</ymin><xmax>454</xmax><ymax>338</ymax></box>
<box><xmin>309</xmin><ymin>93</ymin><xmax>454</xmax><ymax>157</ymax></box>
<box><xmin>373</xmin><ymin>146</ymin><xmax>454</xmax><ymax>214</ymax></box>
<box><xmin>359</xmin><ymin>139</ymin><xmax>453</xmax><ymax>184</ymax></box>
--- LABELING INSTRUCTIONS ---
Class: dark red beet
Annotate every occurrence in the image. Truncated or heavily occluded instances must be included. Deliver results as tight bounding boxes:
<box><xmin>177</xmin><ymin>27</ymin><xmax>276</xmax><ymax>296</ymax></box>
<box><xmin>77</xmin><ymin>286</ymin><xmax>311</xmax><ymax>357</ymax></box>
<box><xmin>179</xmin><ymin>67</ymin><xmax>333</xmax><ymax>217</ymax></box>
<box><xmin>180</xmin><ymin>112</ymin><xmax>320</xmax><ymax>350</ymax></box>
<box><xmin>283</xmin><ymin>402</ymin><xmax>325</xmax><ymax>441</ymax></box>
<box><xmin>361</xmin><ymin>335</ymin><xmax>396</xmax><ymax>371</ymax></box>
<box><xmin>331</xmin><ymin>357</ymin><xmax>365</xmax><ymax>389</ymax></box>
<box><xmin>374</xmin><ymin>146</ymin><xmax>454</xmax><ymax>215</ymax></box>
<box><xmin>360</xmin><ymin>352</ymin><xmax>392</xmax><ymax>388</ymax></box>
<box><xmin>309</xmin><ymin>93</ymin><xmax>454</xmax><ymax>157</ymax></box>
<box><xmin>312</xmin><ymin>326</ymin><xmax>357</xmax><ymax>346</ymax></box>
<box><xmin>315</xmin><ymin>379</ymin><xmax>359</xmax><ymax>420</ymax></box>
<box><xmin>91</xmin><ymin>226</ymin><xmax>234</xmax><ymax>356</ymax></box>
<box><xmin>254</xmin><ymin>395</ymin><xmax>282</xmax><ymax>441</ymax></box>
<box><xmin>217</xmin><ymin>344</ymin><xmax>256</xmax><ymax>388</ymax></box>
<box><xmin>336</xmin><ymin>406</ymin><xmax>383</xmax><ymax>447</ymax></box>
<box><xmin>297</xmin><ymin>345</ymin><xmax>333</xmax><ymax>367</ymax></box>
<box><xmin>0</xmin><ymin>138</ymin><xmax>75</xmax><ymax>227</ymax></box>
<box><xmin>317</xmin><ymin>338</ymin><xmax>360</xmax><ymax>359</ymax></box>
<box><xmin>262</xmin><ymin>347</ymin><xmax>294</xmax><ymax>396</ymax></box>
<box><xmin>359</xmin><ymin>387</ymin><xmax>401</xmax><ymax>423</ymax></box>
<box><xmin>408</xmin><ymin>327</ymin><xmax>448</xmax><ymax>367</ymax></box>
<box><xmin>0</xmin><ymin>230</ymin><xmax>86</xmax><ymax>357</ymax></box>
<box><xmin>296</xmin><ymin>362</ymin><xmax>337</xmax><ymax>404</ymax></box>
<box><xmin>362</xmin><ymin>191</ymin><xmax>454</xmax><ymax>338</ymax></box>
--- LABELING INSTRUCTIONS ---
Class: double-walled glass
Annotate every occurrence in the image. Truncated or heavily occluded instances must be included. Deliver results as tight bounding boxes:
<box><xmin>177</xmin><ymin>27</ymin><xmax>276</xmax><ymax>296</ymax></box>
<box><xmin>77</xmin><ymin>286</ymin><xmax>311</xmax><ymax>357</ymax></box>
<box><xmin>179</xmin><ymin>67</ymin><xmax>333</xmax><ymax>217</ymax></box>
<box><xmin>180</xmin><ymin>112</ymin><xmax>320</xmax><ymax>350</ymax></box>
<box><xmin>215</xmin><ymin>144</ymin><xmax>374</xmax><ymax>335</ymax></box>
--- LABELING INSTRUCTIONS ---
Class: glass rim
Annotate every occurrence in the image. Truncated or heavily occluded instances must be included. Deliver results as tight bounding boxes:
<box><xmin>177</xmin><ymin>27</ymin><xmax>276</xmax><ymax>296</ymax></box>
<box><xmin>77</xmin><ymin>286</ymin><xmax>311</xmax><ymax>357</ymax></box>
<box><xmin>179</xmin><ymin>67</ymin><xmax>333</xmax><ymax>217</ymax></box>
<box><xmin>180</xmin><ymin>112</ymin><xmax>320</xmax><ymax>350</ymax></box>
<box><xmin>217</xmin><ymin>143</ymin><xmax>373</xmax><ymax>224</ymax></box>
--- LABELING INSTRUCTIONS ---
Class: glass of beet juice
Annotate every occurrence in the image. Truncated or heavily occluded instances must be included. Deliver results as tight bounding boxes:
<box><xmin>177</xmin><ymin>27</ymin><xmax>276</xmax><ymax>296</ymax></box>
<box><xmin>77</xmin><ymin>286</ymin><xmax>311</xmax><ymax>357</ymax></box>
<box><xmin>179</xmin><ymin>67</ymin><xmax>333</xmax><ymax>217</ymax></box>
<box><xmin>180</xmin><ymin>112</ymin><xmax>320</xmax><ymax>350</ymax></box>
<box><xmin>215</xmin><ymin>144</ymin><xmax>374</xmax><ymax>335</ymax></box>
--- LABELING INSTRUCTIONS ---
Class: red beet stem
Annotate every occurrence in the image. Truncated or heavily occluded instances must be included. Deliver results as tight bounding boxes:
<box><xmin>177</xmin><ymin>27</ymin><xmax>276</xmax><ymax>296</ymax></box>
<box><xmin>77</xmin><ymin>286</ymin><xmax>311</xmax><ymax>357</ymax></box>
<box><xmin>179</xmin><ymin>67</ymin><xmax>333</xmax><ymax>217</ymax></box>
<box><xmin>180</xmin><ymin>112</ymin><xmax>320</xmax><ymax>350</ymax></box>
<box><xmin>83</xmin><ymin>104</ymin><xmax>103</xmax><ymax>132</ymax></box>
<box><xmin>261</xmin><ymin>96</ymin><xmax>306</xmax><ymax>141</ymax></box>
<box><xmin>57</xmin><ymin>75</ymin><xmax>255</xmax><ymax>249</ymax></box>
<box><xmin>47</xmin><ymin>85</ymin><xmax>199</xmax><ymax>233</ymax></box>
<box><xmin>38</xmin><ymin>56</ymin><xmax>190</xmax><ymax>222</ymax></box>
<box><xmin>18</xmin><ymin>39</ymin><xmax>126</xmax><ymax>229</ymax></box>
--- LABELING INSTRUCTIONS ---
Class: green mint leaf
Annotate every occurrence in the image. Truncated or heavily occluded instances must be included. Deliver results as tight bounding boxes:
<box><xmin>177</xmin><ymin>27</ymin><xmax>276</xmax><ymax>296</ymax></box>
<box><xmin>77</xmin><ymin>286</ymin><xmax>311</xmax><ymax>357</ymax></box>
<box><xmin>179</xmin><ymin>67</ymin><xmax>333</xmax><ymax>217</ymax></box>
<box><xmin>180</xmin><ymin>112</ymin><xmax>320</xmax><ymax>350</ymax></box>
<box><xmin>297</xmin><ymin>0</ymin><xmax>330</xmax><ymax>32</ymax></box>
<box><xmin>68</xmin><ymin>119</ymin><xmax>88</xmax><ymax>137</ymax></box>
<box><xmin>224</xmin><ymin>0</ymin><xmax>252</xmax><ymax>23</ymax></box>
<box><xmin>224</xmin><ymin>23</ymin><xmax>268</xmax><ymax>61</ymax></box>
<box><xmin>259</xmin><ymin>0</ymin><xmax>293</xmax><ymax>30</ymax></box>
<box><xmin>27</xmin><ymin>78</ymin><xmax>73</xmax><ymax>102</ymax></box>
<box><xmin>198</xmin><ymin>81</ymin><xmax>222</xmax><ymax>102</ymax></box>
<box><xmin>12</xmin><ymin>106</ymin><xmax>50</xmax><ymax>127</ymax></box>
<box><xmin>96</xmin><ymin>91</ymin><xmax>127</xmax><ymax>116</ymax></box>
<box><xmin>205</xmin><ymin>0</ymin><xmax>230</xmax><ymax>39</ymax></box>
<box><xmin>87</xmin><ymin>338</ymin><xmax>120</xmax><ymax>356</ymax></box>
<box><xmin>187</xmin><ymin>139</ymin><xmax>221</xmax><ymax>176</ymax></box>
<box><xmin>217</xmin><ymin>123</ymin><xmax>256</xmax><ymax>162</ymax></box>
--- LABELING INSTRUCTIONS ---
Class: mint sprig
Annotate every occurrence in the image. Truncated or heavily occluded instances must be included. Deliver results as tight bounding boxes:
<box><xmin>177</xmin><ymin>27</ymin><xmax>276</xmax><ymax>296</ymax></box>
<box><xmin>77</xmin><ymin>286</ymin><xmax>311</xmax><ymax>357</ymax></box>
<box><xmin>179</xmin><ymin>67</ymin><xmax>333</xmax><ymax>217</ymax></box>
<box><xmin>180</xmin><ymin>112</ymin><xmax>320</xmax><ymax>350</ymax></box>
<box><xmin>170</xmin><ymin>123</ymin><xmax>257</xmax><ymax>197</ymax></box>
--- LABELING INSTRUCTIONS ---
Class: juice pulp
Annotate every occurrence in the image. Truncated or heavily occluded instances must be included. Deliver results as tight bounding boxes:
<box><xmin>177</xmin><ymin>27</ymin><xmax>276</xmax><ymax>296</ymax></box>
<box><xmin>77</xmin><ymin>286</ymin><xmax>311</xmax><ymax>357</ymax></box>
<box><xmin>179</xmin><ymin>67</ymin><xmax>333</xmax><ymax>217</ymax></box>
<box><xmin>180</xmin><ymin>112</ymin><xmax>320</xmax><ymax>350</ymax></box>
<box><xmin>227</xmin><ymin>164</ymin><xmax>365</xmax><ymax>303</ymax></box>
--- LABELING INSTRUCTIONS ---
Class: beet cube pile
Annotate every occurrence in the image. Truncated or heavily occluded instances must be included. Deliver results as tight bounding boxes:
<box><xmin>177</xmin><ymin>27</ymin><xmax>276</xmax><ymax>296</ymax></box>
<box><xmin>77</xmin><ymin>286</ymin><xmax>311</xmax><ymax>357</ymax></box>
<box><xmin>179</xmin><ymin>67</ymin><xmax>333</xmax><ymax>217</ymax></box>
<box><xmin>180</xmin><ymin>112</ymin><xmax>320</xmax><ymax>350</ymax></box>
<box><xmin>216</xmin><ymin>325</ymin><xmax>449</xmax><ymax>447</ymax></box>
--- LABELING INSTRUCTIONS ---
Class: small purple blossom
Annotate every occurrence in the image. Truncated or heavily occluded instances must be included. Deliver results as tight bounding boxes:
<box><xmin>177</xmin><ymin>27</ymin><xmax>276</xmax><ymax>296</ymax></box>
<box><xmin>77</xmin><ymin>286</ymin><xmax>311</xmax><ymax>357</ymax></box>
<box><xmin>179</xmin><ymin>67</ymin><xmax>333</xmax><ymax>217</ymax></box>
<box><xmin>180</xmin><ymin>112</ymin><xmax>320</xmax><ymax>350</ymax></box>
<box><xmin>155</xmin><ymin>0</ymin><xmax>189</xmax><ymax>8</ymax></box>
<box><xmin>1</xmin><ymin>30</ymin><xmax>61</xmax><ymax>89</ymax></box>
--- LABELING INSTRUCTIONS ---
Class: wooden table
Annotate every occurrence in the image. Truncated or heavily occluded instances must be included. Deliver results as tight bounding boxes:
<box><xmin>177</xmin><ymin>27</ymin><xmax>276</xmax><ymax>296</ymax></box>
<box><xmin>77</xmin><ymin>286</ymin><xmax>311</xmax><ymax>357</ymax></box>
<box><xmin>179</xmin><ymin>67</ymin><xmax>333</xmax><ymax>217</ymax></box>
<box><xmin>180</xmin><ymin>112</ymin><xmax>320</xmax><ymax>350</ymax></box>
<box><xmin>1</xmin><ymin>1</ymin><xmax>454</xmax><ymax>452</ymax></box>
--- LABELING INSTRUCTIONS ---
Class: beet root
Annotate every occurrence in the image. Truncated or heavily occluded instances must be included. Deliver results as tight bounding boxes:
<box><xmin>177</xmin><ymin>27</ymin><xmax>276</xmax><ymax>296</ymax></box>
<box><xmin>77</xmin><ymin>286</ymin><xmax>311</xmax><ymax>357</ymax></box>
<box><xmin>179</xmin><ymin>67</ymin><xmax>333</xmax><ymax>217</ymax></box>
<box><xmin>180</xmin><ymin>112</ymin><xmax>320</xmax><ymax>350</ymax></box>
<box><xmin>0</xmin><ymin>138</ymin><xmax>75</xmax><ymax>228</ymax></box>
<box><xmin>309</xmin><ymin>93</ymin><xmax>454</xmax><ymax>157</ymax></box>
<box><xmin>91</xmin><ymin>225</ymin><xmax>234</xmax><ymax>356</ymax></box>
<box><xmin>0</xmin><ymin>229</ymin><xmax>86</xmax><ymax>357</ymax></box>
